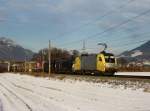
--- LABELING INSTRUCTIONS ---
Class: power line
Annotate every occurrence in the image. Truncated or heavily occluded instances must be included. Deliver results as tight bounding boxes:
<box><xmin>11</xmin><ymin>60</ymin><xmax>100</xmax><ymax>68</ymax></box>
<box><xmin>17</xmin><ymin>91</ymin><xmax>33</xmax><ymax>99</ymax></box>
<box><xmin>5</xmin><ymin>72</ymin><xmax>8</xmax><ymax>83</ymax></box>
<box><xmin>58</xmin><ymin>28</ymin><xmax>150</xmax><ymax>48</ymax></box>
<box><xmin>84</xmin><ymin>9</ymin><xmax>150</xmax><ymax>40</ymax></box>
<box><xmin>67</xmin><ymin>36</ymin><xmax>150</xmax><ymax>52</ymax></box>
<box><xmin>95</xmin><ymin>39</ymin><xmax>149</xmax><ymax>51</ymax></box>
<box><xmin>107</xmin><ymin>39</ymin><xmax>149</xmax><ymax>53</ymax></box>
<box><xmin>85</xmin><ymin>23</ymin><xmax>150</xmax><ymax>44</ymax></box>
<box><xmin>52</xmin><ymin>0</ymin><xmax>136</xmax><ymax>41</ymax></box>
<box><xmin>57</xmin><ymin>8</ymin><xmax>150</xmax><ymax>47</ymax></box>
<box><xmin>113</xmin><ymin>39</ymin><xmax>149</xmax><ymax>48</ymax></box>
<box><xmin>90</xmin><ymin>40</ymin><xmax>148</xmax><ymax>50</ymax></box>
<box><xmin>104</xmin><ymin>31</ymin><xmax>150</xmax><ymax>44</ymax></box>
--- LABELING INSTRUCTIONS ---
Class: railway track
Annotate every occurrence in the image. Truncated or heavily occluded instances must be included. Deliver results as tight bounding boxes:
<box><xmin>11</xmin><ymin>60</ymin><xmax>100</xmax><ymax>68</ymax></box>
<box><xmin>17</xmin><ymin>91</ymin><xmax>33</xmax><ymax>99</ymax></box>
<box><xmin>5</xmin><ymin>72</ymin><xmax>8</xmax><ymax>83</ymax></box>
<box><xmin>18</xmin><ymin>71</ymin><xmax>150</xmax><ymax>79</ymax></box>
<box><xmin>21</xmin><ymin>72</ymin><xmax>150</xmax><ymax>81</ymax></box>
<box><xmin>47</xmin><ymin>73</ymin><xmax>150</xmax><ymax>82</ymax></box>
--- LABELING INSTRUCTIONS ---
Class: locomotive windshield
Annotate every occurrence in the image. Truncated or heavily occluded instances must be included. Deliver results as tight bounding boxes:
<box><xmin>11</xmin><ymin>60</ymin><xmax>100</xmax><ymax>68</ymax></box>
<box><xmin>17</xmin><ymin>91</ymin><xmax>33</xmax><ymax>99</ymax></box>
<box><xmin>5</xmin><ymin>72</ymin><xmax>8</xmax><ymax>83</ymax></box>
<box><xmin>105</xmin><ymin>56</ymin><xmax>115</xmax><ymax>63</ymax></box>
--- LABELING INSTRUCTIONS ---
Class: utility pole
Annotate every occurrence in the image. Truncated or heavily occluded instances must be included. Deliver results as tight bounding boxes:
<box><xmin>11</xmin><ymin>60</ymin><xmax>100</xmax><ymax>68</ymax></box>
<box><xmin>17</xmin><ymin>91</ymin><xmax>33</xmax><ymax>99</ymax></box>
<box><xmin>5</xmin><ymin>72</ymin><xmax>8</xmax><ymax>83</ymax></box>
<box><xmin>48</xmin><ymin>40</ymin><xmax>51</xmax><ymax>79</ymax></box>
<box><xmin>25</xmin><ymin>56</ymin><xmax>27</xmax><ymax>72</ymax></box>
<box><xmin>82</xmin><ymin>40</ymin><xmax>86</xmax><ymax>54</ymax></box>
<box><xmin>7</xmin><ymin>61</ymin><xmax>10</xmax><ymax>72</ymax></box>
<box><xmin>42</xmin><ymin>49</ymin><xmax>45</xmax><ymax>73</ymax></box>
<box><xmin>83</xmin><ymin>40</ymin><xmax>86</xmax><ymax>51</ymax></box>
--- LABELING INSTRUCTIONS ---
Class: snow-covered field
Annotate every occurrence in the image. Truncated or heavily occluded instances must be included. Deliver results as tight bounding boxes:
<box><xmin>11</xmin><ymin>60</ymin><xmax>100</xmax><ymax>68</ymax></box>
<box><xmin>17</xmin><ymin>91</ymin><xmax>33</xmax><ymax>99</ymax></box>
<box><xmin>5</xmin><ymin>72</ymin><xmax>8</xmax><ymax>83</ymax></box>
<box><xmin>0</xmin><ymin>73</ymin><xmax>150</xmax><ymax>111</ymax></box>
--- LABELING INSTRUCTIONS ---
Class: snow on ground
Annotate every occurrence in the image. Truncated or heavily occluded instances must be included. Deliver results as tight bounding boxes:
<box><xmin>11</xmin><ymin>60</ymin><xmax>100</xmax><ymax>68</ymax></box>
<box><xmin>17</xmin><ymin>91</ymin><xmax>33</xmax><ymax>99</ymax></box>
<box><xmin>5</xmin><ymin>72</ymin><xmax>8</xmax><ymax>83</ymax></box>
<box><xmin>0</xmin><ymin>73</ymin><xmax>150</xmax><ymax>111</ymax></box>
<box><xmin>115</xmin><ymin>72</ymin><xmax>150</xmax><ymax>76</ymax></box>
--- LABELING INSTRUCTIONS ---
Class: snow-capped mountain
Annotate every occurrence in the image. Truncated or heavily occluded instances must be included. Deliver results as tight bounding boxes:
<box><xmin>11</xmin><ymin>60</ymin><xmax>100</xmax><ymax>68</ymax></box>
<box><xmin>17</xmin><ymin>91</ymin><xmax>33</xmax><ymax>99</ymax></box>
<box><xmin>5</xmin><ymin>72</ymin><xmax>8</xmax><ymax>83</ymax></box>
<box><xmin>119</xmin><ymin>40</ymin><xmax>150</xmax><ymax>62</ymax></box>
<box><xmin>131</xmin><ymin>50</ymin><xmax>143</xmax><ymax>57</ymax></box>
<box><xmin>0</xmin><ymin>37</ymin><xmax>34</xmax><ymax>61</ymax></box>
<box><xmin>0</xmin><ymin>37</ymin><xmax>17</xmax><ymax>46</ymax></box>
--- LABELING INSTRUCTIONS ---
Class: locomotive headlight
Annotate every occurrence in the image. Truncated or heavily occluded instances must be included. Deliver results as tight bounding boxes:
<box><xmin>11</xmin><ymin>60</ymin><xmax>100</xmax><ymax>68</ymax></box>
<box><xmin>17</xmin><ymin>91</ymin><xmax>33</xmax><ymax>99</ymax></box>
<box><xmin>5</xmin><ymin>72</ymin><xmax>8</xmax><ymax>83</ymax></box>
<box><xmin>105</xmin><ymin>63</ymin><xmax>116</xmax><ymax>68</ymax></box>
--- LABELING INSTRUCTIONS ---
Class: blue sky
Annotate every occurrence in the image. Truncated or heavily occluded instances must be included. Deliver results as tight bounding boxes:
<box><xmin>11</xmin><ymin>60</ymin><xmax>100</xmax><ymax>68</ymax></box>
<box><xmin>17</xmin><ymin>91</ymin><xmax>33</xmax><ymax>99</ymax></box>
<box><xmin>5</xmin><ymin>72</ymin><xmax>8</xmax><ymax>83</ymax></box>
<box><xmin>0</xmin><ymin>0</ymin><xmax>150</xmax><ymax>54</ymax></box>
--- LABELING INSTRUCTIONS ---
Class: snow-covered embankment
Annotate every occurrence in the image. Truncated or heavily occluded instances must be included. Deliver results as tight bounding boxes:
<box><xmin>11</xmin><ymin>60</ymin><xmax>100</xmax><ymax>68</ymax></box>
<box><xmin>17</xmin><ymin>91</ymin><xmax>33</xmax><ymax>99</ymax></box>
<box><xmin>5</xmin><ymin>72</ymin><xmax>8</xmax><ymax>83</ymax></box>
<box><xmin>0</xmin><ymin>73</ymin><xmax>150</xmax><ymax>111</ymax></box>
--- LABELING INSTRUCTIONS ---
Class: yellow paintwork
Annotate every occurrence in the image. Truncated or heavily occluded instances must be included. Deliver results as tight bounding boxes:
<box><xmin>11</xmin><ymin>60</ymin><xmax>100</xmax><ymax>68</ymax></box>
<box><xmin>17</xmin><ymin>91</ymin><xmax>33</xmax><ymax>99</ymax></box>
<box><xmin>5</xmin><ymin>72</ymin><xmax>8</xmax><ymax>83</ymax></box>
<box><xmin>96</xmin><ymin>54</ymin><xmax>106</xmax><ymax>72</ymax></box>
<box><xmin>73</xmin><ymin>57</ymin><xmax>81</xmax><ymax>70</ymax></box>
<box><xmin>73</xmin><ymin>53</ymin><xmax>117</xmax><ymax>73</ymax></box>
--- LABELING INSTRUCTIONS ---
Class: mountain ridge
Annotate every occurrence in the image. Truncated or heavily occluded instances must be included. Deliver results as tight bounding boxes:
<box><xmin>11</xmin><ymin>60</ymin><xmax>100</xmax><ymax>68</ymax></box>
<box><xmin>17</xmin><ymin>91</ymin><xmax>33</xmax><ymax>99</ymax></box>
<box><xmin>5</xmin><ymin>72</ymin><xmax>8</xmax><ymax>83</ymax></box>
<box><xmin>119</xmin><ymin>40</ymin><xmax>150</xmax><ymax>61</ymax></box>
<box><xmin>0</xmin><ymin>37</ymin><xmax>34</xmax><ymax>61</ymax></box>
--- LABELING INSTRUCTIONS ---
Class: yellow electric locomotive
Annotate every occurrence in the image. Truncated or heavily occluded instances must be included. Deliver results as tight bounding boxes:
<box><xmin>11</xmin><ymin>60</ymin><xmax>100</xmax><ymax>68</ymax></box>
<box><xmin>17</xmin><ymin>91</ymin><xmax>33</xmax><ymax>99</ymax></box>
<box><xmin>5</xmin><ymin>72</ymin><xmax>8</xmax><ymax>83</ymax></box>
<box><xmin>72</xmin><ymin>52</ymin><xmax>117</xmax><ymax>75</ymax></box>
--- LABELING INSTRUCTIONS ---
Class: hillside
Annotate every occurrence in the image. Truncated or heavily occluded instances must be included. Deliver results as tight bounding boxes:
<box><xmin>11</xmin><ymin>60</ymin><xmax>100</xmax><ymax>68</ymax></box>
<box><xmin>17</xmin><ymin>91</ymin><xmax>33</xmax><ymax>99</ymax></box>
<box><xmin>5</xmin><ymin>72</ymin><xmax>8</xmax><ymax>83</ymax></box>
<box><xmin>0</xmin><ymin>37</ymin><xmax>34</xmax><ymax>61</ymax></box>
<box><xmin>120</xmin><ymin>41</ymin><xmax>150</xmax><ymax>61</ymax></box>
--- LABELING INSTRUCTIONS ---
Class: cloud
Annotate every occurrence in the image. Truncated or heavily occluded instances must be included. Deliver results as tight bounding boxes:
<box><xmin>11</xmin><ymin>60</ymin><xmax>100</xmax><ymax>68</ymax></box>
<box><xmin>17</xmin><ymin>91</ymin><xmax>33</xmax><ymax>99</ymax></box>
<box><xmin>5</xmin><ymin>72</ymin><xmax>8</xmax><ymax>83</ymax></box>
<box><xmin>0</xmin><ymin>0</ymin><xmax>150</xmax><ymax>53</ymax></box>
<box><xmin>2</xmin><ymin>0</ymin><xmax>150</xmax><ymax>25</ymax></box>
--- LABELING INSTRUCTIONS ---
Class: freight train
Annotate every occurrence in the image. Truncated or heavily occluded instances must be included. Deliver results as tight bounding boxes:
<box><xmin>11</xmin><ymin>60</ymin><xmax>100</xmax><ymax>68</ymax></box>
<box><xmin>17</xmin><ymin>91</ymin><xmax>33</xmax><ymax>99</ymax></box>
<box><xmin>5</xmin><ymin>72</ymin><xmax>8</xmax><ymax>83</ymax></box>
<box><xmin>44</xmin><ymin>51</ymin><xmax>117</xmax><ymax>75</ymax></box>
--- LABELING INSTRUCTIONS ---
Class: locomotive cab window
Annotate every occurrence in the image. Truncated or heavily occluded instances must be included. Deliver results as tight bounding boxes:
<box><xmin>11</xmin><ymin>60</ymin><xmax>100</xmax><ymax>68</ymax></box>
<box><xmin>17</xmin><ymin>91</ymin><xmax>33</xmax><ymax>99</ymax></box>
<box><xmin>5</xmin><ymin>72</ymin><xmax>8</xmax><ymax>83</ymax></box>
<box><xmin>105</xmin><ymin>56</ymin><xmax>115</xmax><ymax>63</ymax></box>
<box><xmin>99</xmin><ymin>57</ymin><xmax>102</xmax><ymax>61</ymax></box>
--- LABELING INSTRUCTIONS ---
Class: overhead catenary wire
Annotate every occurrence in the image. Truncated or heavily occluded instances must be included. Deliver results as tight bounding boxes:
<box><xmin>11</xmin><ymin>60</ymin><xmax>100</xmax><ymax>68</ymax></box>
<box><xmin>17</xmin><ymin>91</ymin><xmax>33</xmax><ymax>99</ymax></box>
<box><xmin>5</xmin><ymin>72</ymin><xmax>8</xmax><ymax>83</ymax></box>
<box><xmin>99</xmin><ymin>31</ymin><xmax>150</xmax><ymax>45</ymax></box>
<box><xmin>66</xmin><ymin>31</ymin><xmax>150</xmax><ymax>50</ymax></box>
<box><xmin>57</xmin><ymin>8</ymin><xmax>150</xmax><ymax>48</ymax></box>
<box><xmin>107</xmin><ymin>39</ymin><xmax>150</xmax><ymax>54</ymax></box>
<box><xmin>85</xmin><ymin>21</ymin><xmax>150</xmax><ymax>44</ymax></box>
<box><xmin>73</xmin><ymin>39</ymin><xmax>149</xmax><ymax>52</ymax></box>
<box><xmin>51</xmin><ymin>0</ymin><xmax>136</xmax><ymax>41</ymax></box>
<box><xmin>84</xmin><ymin>29</ymin><xmax>150</xmax><ymax>46</ymax></box>
<box><xmin>112</xmin><ymin>39</ymin><xmax>150</xmax><ymax>48</ymax></box>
